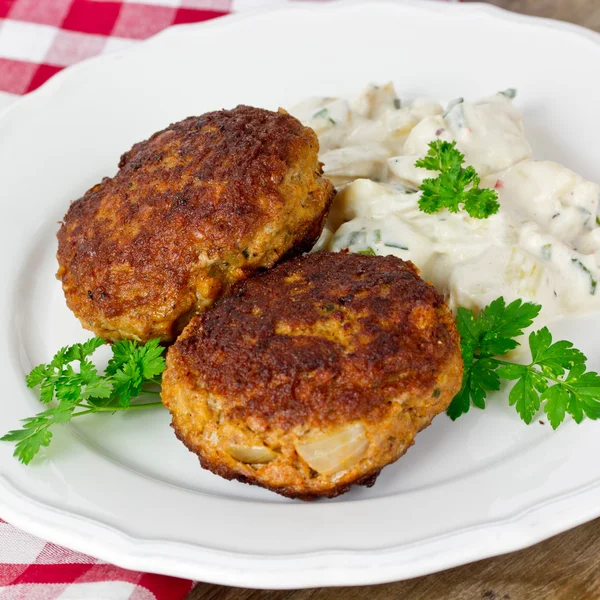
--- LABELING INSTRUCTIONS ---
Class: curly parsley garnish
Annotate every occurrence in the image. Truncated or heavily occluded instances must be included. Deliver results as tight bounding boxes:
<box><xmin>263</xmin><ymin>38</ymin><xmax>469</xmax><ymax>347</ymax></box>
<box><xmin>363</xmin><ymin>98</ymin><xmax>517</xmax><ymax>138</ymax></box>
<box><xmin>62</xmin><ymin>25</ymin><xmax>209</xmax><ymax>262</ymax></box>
<box><xmin>2</xmin><ymin>338</ymin><xmax>166</xmax><ymax>464</ymax></box>
<box><xmin>415</xmin><ymin>140</ymin><xmax>500</xmax><ymax>219</ymax></box>
<box><xmin>450</xmin><ymin>297</ymin><xmax>600</xmax><ymax>428</ymax></box>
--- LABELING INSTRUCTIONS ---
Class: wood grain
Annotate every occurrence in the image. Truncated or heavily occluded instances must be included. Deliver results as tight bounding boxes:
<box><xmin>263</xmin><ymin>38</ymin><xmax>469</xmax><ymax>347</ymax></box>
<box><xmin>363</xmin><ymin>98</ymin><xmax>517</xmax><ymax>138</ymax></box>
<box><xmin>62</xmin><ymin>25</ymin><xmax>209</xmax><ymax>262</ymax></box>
<box><xmin>187</xmin><ymin>2</ymin><xmax>600</xmax><ymax>598</ymax></box>
<box><xmin>479</xmin><ymin>0</ymin><xmax>600</xmax><ymax>32</ymax></box>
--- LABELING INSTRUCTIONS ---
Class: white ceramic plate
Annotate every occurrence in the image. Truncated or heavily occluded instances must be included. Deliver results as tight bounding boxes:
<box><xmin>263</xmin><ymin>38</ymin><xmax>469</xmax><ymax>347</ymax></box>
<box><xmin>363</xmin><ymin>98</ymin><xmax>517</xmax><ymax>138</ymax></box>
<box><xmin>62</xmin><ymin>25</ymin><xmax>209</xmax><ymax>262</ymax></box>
<box><xmin>1</xmin><ymin>0</ymin><xmax>600</xmax><ymax>589</ymax></box>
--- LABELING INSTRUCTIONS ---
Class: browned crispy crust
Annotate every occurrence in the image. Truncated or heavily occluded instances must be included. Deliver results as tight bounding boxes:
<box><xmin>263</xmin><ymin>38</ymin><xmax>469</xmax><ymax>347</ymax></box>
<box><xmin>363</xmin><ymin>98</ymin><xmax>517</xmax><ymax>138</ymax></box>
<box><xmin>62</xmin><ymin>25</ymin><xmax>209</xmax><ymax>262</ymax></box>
<box><xmin>56</xmin><ymin>106</ymin><xmax>335</xmax><ymax>342</ymax></box>
<box><xmin>162</xmin><ymin>252</ymin><xmax>463</xmax><ymax>499</ymax></box>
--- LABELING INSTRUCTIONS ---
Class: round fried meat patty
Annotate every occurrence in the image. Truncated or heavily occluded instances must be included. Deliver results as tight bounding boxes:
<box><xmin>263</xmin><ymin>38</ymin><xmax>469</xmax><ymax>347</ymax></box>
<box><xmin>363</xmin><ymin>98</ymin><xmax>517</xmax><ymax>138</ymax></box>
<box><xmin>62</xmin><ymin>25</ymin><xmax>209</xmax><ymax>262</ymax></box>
<box><xmin>162</xmin><ymin>251</ymin><xmax>463</xmax><ymax>499</ymax></box>
<box><xmin>56</xmin><ymin>106</ymin><xmax>334</xmax><ymax>342</ymax></box>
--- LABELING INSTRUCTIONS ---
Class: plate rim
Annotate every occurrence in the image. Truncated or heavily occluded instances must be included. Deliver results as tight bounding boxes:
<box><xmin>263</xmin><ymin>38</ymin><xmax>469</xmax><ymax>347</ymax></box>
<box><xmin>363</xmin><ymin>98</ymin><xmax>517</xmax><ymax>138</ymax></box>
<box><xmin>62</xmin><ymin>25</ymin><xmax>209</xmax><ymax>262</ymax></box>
<box><xmin>2</xmin><ymin>0</ymin><xmax>600</xmax><ymax>588</ymax></box>
<box><xmin>3</xmin><ymin>0</ymin><xmax>600</xmax><ymax>124</ymax></box>
<box><xmin>1</xmin><ymin>473</ymin><xmax>600</xmax><ymax>588</ymax></box>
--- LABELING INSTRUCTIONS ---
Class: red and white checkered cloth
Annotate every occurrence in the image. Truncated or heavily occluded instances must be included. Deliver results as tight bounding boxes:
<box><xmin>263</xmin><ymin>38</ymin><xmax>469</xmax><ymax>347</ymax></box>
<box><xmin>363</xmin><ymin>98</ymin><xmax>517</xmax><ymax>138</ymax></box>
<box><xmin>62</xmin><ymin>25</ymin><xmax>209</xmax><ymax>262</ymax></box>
<box><xmin>0</xmin><ymin>0</ymin><xmax>456</xmax><ymax>597</ymax></box>
<box><xmin>0</xmin><ymin>517</ymin><xmax>194</xmax><ymax>599</ymax></box>
<box><xmin>0</xmin><ymin>0</ymin><xmax>236</xmax><ymax>109</ymax></box>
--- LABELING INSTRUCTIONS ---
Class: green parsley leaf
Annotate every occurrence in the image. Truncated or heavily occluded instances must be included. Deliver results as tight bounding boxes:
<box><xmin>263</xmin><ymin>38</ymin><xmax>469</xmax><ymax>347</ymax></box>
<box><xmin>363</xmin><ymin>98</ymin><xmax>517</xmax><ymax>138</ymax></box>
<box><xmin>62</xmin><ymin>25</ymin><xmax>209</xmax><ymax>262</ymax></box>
<box><xmin>494</xmin><ymin>362</ymin><xmax>527</xmax><ymax>380</ymax></box>
<box><xmin>39</xmin><ymin>379</ymin><xmax>57</xmax><ymax>404</ymax></box>
<box><xmin>449</xmin><ymin>297</ymin><xmax>600</xmax><ymax>430</ymax></box>
<box><xmin>1</xmin><ymin>428</ymin><xmax>36</xmax><ymax>442</ymax></box>
<box><xmin>449</xmin><ymin>297</ymin><xmax>541</xmax><ymax>420</ymax></box>
<box><xmin>528</xmin><ymin>327</ymin><xmax>586</xmax><ymax>378</ymax></box>
<box><xmin>65</xmin><ymin>337</ymin><xmax>106</xmax><ymax>362</ymax></box>
<box><xmin>136</xmin><ymin>338</ymin><xmax>166</xmax><ymax>380</ymax></box>
<box><xmin>562</xmin><ymin>366</ymin><xmax>600</xmax><ymax>420</ymax></box>
<box><xmin>541</xmin><ymin>384</ymin><xmax>568</xmax><ymax>429</ymax></box>
<box><xmin>25</xmin><ymin>364</ymin><xmax>50</xmax><ymax>389</ymax></box>
<box><xmin>105</xmin><ymin>339</ymin><xmax>137</xmax><ymax>376</ymax></box>
<box><xmin>508</xmin><ymin>370</ymin><xmax>542</xmax><ymax>424</ymax></box>
<box><xmin>477</xmin><ymin>298</ymin><xmax>541</xmax><ymax>358</ymax></box>
<box><xmin>3</xmin><ymin>337</ymin><xmax>166</xmax><ymax>464</ymax></box>
<box><xmin>80</xmin><ymin>376</ymin><xmax>113</xmax><ymax>401</ymax></box>
<box><xmin>112</xmin><ymin>359</ymin><xmax>143</xmax><ymax>408</ymax></box>
<box><xmin>447</xmin><ymin>356</ymin><xmax>501</xmax><ymax>419</ymax></box>
<box><xmin>14</xmin><ymin>428</ymin><xmax>53</xmax><ymax>466</ymax></box>
<box><xmin>455</xmin><ymin>306</ymin><xmax>480</xmax><ymax>348</ymax></box>
<box><xmin>446</xmin><ymin>384</ymin><xmax>471</xmax><ymax>421</ymax></box>
<box><xmin>415</xmin><ymin>140</ymin><xmax>500</xmax><ymax>219</ymax></box>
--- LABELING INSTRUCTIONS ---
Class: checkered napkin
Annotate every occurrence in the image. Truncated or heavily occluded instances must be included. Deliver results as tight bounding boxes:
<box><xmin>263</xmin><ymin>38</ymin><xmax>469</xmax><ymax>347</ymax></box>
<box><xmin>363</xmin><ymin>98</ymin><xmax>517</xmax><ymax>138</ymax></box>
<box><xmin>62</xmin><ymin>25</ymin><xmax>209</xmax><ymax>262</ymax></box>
<box><xmin>0</xmin><ymin>518</ymin><xmax>194</xmax><ymax>599</ymax></box>
<box><xmin>0</xmin><ymin>0</ymin><xmax>236</xmax><ymax>109</ymax></box>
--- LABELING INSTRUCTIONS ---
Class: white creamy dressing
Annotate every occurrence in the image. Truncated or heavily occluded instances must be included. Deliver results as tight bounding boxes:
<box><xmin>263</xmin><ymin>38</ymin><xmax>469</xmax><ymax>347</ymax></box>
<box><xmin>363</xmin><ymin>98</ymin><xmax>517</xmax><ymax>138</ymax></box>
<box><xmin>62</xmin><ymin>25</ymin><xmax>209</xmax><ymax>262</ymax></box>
<box><xmin>291</xmin><ymin>84</ymin><xmax>600</xmax><ymax>320</ymax></box>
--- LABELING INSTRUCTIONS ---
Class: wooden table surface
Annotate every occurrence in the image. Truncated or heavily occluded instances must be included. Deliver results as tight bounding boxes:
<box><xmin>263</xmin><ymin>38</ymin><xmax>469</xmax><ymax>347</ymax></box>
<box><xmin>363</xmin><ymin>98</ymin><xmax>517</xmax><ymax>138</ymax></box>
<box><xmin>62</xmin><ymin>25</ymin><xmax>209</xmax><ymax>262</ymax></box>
<box><xmin>188</xmin><ymin>2</ymin><xmax>600</xmax><ymax>598</ymax></box>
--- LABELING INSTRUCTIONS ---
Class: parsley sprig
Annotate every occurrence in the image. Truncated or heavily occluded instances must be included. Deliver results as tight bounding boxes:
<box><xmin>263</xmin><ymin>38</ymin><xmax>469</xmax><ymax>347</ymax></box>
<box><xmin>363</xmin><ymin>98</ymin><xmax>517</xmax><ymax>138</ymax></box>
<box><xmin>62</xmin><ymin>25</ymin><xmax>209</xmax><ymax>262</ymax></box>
<box><xmin>450</xmin><ymin>297</ymin><xmax>600</xmax><ymax>428</ymax></box>
<box><xmin>2</xmin><ymin>338</ymin><xmax>166</xmax><ymax>464</ymax></box>
<box><xmin>415</xmin><ymin>140</ymin><xmax>500</xmax><ymax>219</ymax></box>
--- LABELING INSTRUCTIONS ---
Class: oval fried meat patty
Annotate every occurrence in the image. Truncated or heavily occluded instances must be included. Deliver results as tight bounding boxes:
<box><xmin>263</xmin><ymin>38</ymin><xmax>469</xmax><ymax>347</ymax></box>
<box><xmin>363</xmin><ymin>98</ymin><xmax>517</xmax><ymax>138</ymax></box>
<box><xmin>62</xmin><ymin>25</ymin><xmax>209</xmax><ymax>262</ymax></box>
<box><xmin>57</xmin><ymin>106</ymin><xmax>334</xmax><ymax>342</ymax></box>
<box><xmin>162</xmin><ymin>251</ymin><xmax>463</xmax><ymax>499</ymax></box>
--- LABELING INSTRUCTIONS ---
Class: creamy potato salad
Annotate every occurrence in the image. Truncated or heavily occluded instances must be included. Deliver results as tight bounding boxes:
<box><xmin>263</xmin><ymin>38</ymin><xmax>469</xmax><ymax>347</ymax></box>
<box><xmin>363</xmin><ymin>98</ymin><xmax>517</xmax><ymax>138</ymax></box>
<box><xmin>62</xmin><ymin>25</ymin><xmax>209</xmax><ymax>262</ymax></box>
<box><xmin>291</xmin><ymin>84</ymin><xmax>600</xmax><ymax>320</ymax></box>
